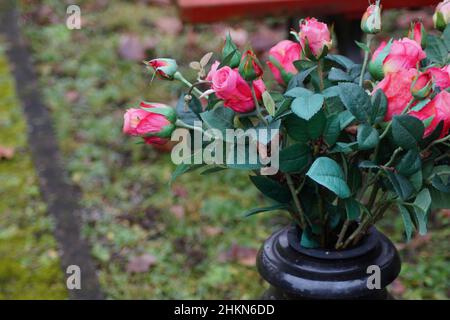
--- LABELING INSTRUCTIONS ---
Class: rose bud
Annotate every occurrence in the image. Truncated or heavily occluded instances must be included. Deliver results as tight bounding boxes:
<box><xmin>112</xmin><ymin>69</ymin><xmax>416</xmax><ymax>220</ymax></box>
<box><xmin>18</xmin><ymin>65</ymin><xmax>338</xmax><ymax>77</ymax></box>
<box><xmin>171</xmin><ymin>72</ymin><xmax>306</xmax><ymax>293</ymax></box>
<box><xmin>222</xmin><ymin>34</ymin><xmax>242</xmax><ymax>68</ymax></box>
<box><xmin>409</xmin><ymin>90</ymin><xmax>450</xmax><ymax>137</ymax></box>
<box><xmin>368</xmin><ymin>38</ymin><xmax>426</xmax><ymax>80</ymax></box>
<box><xmin>239</xmin><ymin>50</ymin><xmax>264</xmax><ymax>81</ymax></box>
<box><xmin>267</xmin><ymin>40</ymin><xmax>302</xmax><ymax>85</ymax></box>
<box><xmin>211</xmin><ymin>66</ymin><xmax>266</xmax><ymax>113</ymax></box>
<box><xmin>408</xmin><ymin>21</ymin><xmax>427</xmax><ymax>48</ymax></box>
<box><xmin>361</xmin><ymin>1</ymin><xmax>382</xmax><ymax>34</ymax></box>
<box><xmin>145</xmin><ymin>58</ymin><xmax>178</xmax><ymax>80</ymax></box>
<box><xmin>298</xmin><ymin>18</ymin><xmax>332</xmax><ymax>59</ymax></box>
<box><xmin>123</xmin><ymin>102</ymin><xmax>176</xmax><ymax>145</ymax></box>
<box><xmin>411</xmin><ymin>72</ymin><xmax>433</xmax><ymax>99</ymax></box>
<box><xmin>433</xmin><ymin>0</ymin><xmax>450</xmax><ymax>31</ymax></box>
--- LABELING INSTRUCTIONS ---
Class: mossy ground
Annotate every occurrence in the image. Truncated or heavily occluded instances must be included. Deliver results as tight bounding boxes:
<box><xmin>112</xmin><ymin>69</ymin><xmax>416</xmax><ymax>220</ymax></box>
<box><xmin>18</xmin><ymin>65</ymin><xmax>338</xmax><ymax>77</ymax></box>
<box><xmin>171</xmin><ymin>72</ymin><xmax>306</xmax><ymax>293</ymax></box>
<box><xmin>0</xmin><ymin>45</ymin><xmax>67</xmax><ymax>299</ymax></box>
<box><xmin>0</xmin><ymin>0</ymin><xmax>446</xmax><ymax>299</ymax></box>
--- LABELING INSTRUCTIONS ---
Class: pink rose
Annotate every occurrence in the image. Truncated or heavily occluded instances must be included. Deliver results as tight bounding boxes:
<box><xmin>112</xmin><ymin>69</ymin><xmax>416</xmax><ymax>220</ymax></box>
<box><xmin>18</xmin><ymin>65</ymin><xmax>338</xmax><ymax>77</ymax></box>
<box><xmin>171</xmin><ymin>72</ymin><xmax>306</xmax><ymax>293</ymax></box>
<box><xmin>123</xmin><ymin>102</ymin><xmax>176</xmax><ymax>145</ymax></box>
<box><xmin>434</xmin><ymin>0</ymin><xmax>450</xmax><ymax>31</ymax></box>
<box><xmin>373</xmin><ymin>69</ymin><xmax>418</xmax><ymax>120</ymax></box>
<box><xmin>426</xmin><ymin>67</ymin><xmax>450</xmax><ymax>90</ymax></box>
<box><xmin>370</xmin><ymin>38</ymin><xmax>426</xmax><ymax>79</ymax></box>
<box><xmin>267</xmin><ymin>40</ymin><xmax>302</xmax><ymax>85</ymax></box>
<box><xmin>298</xmin><ymin>18</ymin><xmax>332</xmax><ymax>58</ymax></box>
<box><xmin>411</xmin><ymin>71</ymin><xmax>433</xmax><ymax>99</ymax></box>
<box><xmin>409</xmin><ymin>90</ymin><xmax>450</xmax><ymax>137</ymax></box>
<box><xmin>211</xmin><ymin>66</ymin><xmax>266</xmax><ymax>113</ymax></box>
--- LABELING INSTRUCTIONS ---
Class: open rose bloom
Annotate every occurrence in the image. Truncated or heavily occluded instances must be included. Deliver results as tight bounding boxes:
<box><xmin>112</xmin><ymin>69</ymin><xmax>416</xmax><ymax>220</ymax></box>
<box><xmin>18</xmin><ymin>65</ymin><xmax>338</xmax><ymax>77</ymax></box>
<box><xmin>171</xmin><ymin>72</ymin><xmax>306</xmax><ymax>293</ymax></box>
<box><xmin>123</xmin><ymin>1</ymin><xmax>450</xmax><ymax>251</ymax></box>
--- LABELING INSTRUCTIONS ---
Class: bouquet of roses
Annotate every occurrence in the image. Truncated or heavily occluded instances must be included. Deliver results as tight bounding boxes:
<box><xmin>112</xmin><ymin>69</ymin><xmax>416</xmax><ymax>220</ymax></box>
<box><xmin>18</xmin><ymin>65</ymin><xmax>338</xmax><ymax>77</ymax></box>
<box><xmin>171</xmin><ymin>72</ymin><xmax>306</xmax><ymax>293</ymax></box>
<box><xmin>123</xmin><ymin>0</ymin><xmax>450</xmax><ymax>250</ymax></box>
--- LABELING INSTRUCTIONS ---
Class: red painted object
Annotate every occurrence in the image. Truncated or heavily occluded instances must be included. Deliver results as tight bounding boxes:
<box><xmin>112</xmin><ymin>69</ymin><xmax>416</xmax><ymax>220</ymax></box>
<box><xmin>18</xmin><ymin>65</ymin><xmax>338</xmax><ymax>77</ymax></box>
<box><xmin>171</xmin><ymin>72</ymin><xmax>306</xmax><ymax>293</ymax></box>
<box><xmin>177</xmin><ymin>0</ymin><xmax>438</xmax><ymax>23</ymax></box>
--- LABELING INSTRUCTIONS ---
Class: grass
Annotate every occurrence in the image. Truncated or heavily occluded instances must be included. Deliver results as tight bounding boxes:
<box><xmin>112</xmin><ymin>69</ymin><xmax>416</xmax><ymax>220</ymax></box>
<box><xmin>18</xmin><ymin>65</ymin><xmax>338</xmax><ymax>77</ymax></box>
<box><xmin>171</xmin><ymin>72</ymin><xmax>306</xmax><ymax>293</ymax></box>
<box><xmin>0</xmin><ymin>45</ymin><xmax>67</xmax><ymax>299</ymax></box>
<box><xmin>0</xmin><ymin>0</ymin><xmax>445</xmax><ymax>299</ymax></box>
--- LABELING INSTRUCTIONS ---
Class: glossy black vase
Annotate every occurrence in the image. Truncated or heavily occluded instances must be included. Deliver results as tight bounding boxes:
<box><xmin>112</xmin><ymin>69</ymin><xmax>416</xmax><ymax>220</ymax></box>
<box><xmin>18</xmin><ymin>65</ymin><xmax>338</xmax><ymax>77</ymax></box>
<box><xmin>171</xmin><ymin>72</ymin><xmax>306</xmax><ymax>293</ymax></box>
<box><xmin>257</xmin><ymin>225</ymin><xmax>401</xmax><ymax>300</ymax></box>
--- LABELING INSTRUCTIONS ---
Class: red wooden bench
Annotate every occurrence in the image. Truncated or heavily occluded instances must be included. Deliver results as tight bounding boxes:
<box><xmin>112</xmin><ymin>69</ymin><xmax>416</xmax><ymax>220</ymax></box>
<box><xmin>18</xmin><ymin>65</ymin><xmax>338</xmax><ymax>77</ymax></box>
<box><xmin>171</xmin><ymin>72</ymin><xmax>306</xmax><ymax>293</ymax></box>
<box><xmin>177</xmin><ymin>0</ymin><xmax>437</xmax><ymax>24</ymax></box>
<box><xmin>176</xmin><ymin>0</ymin><xmax>437</xmax><ymax>60</ymax></box>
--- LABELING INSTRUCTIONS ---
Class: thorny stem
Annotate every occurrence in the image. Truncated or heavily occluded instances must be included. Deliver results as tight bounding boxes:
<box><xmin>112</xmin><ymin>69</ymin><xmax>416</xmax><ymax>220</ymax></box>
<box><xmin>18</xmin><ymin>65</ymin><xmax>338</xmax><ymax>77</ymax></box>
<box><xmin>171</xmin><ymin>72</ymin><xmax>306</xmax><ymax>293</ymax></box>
<box><xmin>317</xmin><ymin>60</ymin><xmax>325</xmax><ymax>91</ymax></box>
<box><xmin>174</xmin><ymin>72</ymin><xmax>203</xmax><ymax>97</ymax></box>
<box><xmin>359</xmin><ymin>34</ymin><xmax>373</xmax><ymax>87</ymax></box>
<box><xmin>285</xmin><ymin>173</ymin><xmax>306</xmax><ymax>229</ymax></box>
<box><xmin>250</xmin><ymin>82</ymin><xmax>268</xmax><ymax>126</ymax></box>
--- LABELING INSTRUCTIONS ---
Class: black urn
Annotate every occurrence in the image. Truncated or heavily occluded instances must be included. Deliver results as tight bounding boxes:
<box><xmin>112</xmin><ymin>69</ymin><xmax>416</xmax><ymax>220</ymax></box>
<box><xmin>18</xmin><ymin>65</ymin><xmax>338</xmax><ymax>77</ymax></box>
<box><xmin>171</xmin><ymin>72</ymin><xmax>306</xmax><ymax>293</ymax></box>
<box><xmin>257</xmin><ymin>225</ymin><xmax>401</xmax><ymax>300</ymax></box>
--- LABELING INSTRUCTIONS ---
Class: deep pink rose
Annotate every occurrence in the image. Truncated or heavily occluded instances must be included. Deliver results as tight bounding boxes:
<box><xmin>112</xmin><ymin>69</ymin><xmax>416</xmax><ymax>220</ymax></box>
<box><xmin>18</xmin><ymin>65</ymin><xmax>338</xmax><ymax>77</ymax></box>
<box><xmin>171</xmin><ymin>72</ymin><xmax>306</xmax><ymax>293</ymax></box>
<box><xmin>371</xmin><ymin>38</ymin><xmax>426</xmax><ymax>75</ymax></box>
<box><xmin>409</xmin><ymin>90</ymin><xmax>450</xmax><ymax>137</ymax></box>
<box><xmin>373</xmin><ymin>69</ymin><xmax>418</xmax><ymax>120</ymax></box>
<box><xmin>298</xmin><ymin>18</ymin><xmax>332</xmax><ymax>58</ymax></box>
<box><xmin>267</xmin><ymin>40</ymin><xmax>302</xmax><ymax>85</ymax></box>
<box><xmin>211</xmin><ymin>66</ymin><xmax>266</xmax><ymax>113</ymax></box>
<box><xmin>123</xmin><ymin>102</ymin><xmax>175</xmax><ymax>145</ymax></box>
<box><xmin>427</xmin><ymin>67</ymin><xmax>450</xmax><ymax>90</ymax></box>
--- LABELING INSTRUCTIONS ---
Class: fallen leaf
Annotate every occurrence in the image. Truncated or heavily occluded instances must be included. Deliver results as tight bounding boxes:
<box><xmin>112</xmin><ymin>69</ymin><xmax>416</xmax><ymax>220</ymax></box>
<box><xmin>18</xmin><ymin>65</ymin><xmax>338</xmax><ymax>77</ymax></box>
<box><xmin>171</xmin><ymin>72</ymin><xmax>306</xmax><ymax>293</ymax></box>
<box><xmin>390</xmin><ymin>279</ymin><xmax>406</xmax><ymax>296</ymax></box>
<box><xmin>118</xmin><ymin>34</ymin><xmax>146</xmax><ymax>61</ymax></box>
<box><xmin>170</xmin><ymin>205</ymin><xmax>185</xmax><ymax>220</ymax></box>
<box><xmin>126</xmin><ymin>253</ymin><xmax>157</xmax><ymax>273</ymax></box>
<box><xmin>203</xmin><ymin>226</ymin><xmax>222</xmax><ymax>237</ymax></box>
<box><xmin>218</xmin><ymin>243</ymin><xmax>258</xmax><ymax>266</ymax></box>
<box><xmin>0</xmin><ymin>146</ymin><xmax>15</xmax><ymax>160</ymax></box>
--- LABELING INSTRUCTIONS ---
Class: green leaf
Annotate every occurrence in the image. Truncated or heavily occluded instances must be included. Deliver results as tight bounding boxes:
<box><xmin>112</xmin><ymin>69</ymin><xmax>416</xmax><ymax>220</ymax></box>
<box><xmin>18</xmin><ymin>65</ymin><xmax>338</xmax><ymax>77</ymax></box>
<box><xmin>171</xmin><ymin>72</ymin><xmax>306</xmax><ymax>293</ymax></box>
<box><xmin>338</xmin><ymin>110</ymin><xmax>356</xmax><ymax>129</ymax></box>
<box><xmin>200</xmin><ymin>107</ymin><xmax>235</xmax><ymax>137</ymax></box>
<box><xmin>443</xmin><ymin>23</ymin><xmax>450</xmax><ymax>50</ymax></box>
<box><xmin>284</xmin><ymin>112</ymin><xmax>326</xmax><ymax>143</ymax></box>
<box><xmin>357</xmin><ymin>124</ymin><xmax>379</xmax><ymax>150</ymax></box>
<box><xmin>284</xmin><ymin>87</ymin><xmax>313</xmax><ymax>98</ymax></box>
<box><xmin>249</xmin><ymin>175</ymin><xmax>291</xmax><ymax>203</ymax></box>
<box><xmin>262</xmin><ymin>91</ymin><xmax>276</xmax><ymax>116</ymax></box>
<box><xmin>244</xmin><ymin>203</ymin><xmax>289</xmax><ymax>217</ymax></box>
<box><xmin>291</xmin><ymin>94</ymin><xmax>324</xmax><ymax>121</ymax></box>
<box><xmin>355</xmin><ymin>40</ymin><xmax>370</xmax><ymax>52</ymax></box>
<box><xmin>395</xmin><ymin>150</ymin><xmax>421</xmax><ymax>177</ymax></box>
<box><xmin>325</xmin><ymin>54</ymin><xmax>355</xmax><ymax>70</ymax></box>
<box><xmin>200</xmin><ymin>166</ymin><xmax>227</xmax><ymax>175</ymax></box>
<box><xmin>425</xmin><ymin>34</ymin><xmax>448</xmax><ymax>65</ymax></box>
<box><xmin>306</xmin><ymin>157</ymin><xmax>351</xmax><ymax>198</ymax></box>
<box><xmin>391</xmin><ymin>115</ymin><xmax>424</xmax><ymax>150</ymax></box>
<box><xmin>176</xmin><ymin>94</ymin><xmax>201</xmax><ymax>126</ymax></box>
<box><xmin>338</xmin><ymin>82</ymin><xmax>372</xmax><ymax>123</ymax></box>
<box><xmin>398</xmin><ymin>204</ymin><xmax>414</xmax><ymax>241</ymax></box>
<box><xmin>287</xmin><ymin>66</ymin><xmax>317</xmax><ymax>90</ymax></box>
<box><xmin>370</xmin><ymin>89</ymin><xmax>387</xmax><ymax>124</ymax></box>
<box><xmin>171</xmin><ymin>163</ymin><xmax>204</xmax><ymax>184</ymax></box>
<box><xmin>410</xmin><ymin>169</ymin><xmax>423</xmax><ymax>191</ymax></box>
<box><xmin>413</xmin><ymin>188</ymin><xmax>431</xmax><ymax>235</ymax></box>
<box><xmin>279</xmin><ymin>144</ymin><xmax>311</xmax><ymax>173</ymax></box>
<box><xmin>328</xmin><ymin>67</ymin><xmax>353</xmax><ymax>82</ymax></box>
<box><xmin>344</xmin><ymin>198</ymin><xmax>361</xmax><ymax>220</ymax></box>
<box><xmin>323</xmin><ymin>114</ymin><xmax>341</xmax><ymax>146</ymax></box>
<box><xmin>293</xmin><ymin>59</ymin><xmax>317</xmax><ymax>72</ymax></box>
<box><xmin>300</xmin><ymin>228</ymin><xmax>320</xmax><ymax>248</ymax></box>
<box><xmin>430</xmin><ymin>186</ymin><xmax>450</xmax><ymax>210</ymax></box>
<box><xmin>386</xmin><ymin>171</ymin><xmax>414</xmax><ymax>200</ymax></box>
<box><xmin>330</xmin><ymin>142</ymin><xmax>358</xmax><ymax>153</ymax></box>
<box><xmin>431</xmin><ymin>175</ymin><xmax>450</xmax><ymax>193</ymax></box>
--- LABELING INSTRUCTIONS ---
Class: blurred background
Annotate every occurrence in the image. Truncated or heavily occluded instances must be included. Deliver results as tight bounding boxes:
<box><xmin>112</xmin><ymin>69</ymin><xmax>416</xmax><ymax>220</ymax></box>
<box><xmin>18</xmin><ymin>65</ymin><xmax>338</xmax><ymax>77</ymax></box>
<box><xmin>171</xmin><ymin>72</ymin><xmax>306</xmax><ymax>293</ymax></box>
<box><xmin>0</xmin><ymin>0</ymin><xmax>448</xmax><ymax>299</ymax></box>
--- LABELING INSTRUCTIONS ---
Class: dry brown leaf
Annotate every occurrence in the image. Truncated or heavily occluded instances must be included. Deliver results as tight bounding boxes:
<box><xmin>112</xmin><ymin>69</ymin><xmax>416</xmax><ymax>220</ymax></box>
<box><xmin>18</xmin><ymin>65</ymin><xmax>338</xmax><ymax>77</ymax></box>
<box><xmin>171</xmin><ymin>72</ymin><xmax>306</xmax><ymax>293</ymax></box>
<box><xmin>0</xmin><ymin>146</ymin><xmax>15</xmax><ymax>160</ymax></box>
<box><xmin>218</xmin><ymin>243</ymin><xmax>258</xmax><ymax>267</ymax></box>
<box><xmin>126</xmin><ymin>253</ymin><xmax>157</xmax><ymax>273</ymax></box>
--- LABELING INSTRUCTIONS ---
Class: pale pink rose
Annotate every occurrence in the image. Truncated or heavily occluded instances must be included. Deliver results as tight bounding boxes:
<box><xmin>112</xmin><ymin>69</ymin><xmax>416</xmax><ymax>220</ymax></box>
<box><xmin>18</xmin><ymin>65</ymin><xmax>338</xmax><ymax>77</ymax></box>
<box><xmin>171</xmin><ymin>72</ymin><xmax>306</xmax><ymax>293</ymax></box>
<box><xmin>211</xmin><ymin>66</ymin><xmax>266</xmax><ymax>113</ymax></box>
<box><xmin>409</xmin><ymin>90</ymin><xmax>450</xmax><ymax>137</ymax></box>
<box><xmin>373</xmin><ymin>69</ymin><xmax>418</xmax><ymax>120</ymax></box>
<box><xmin>206</xmin><ymin>61</ymin><xmax>220</xmax><ymax>82</ymax></box>
<box><xmin>266</xmin><ymin>40</ymin><xmax>302</xmax><ymax>85</ymax></box>
<box><xmin>372</xmin><ymin>38</ymin><xmax>426</xmax><ymax>75</ymax></box>
<box><xmin>298</xmin><ymin>18</ymin><xmax>332</xmax><ymax>58</ymax></box>
<box><xmin>427</xmin><ymin>67</ymin><xmax>450</xmax><ymax>90</ymax></box>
